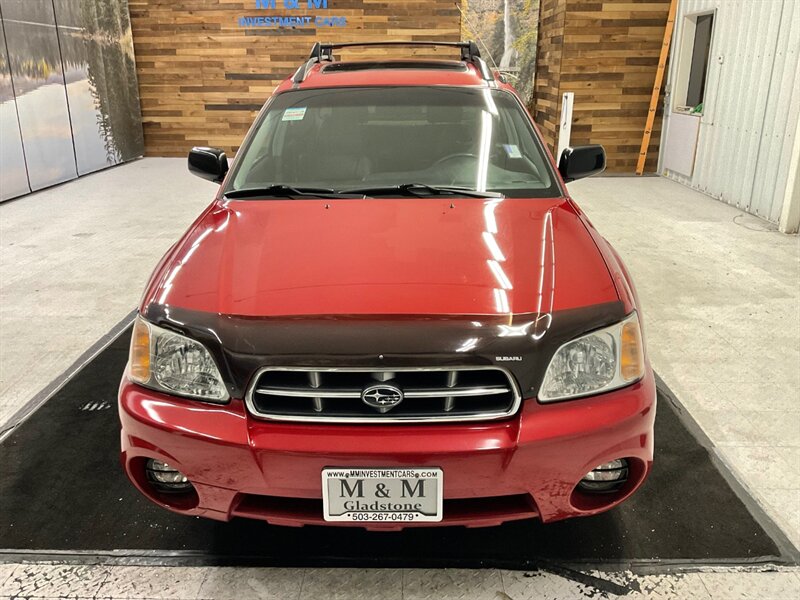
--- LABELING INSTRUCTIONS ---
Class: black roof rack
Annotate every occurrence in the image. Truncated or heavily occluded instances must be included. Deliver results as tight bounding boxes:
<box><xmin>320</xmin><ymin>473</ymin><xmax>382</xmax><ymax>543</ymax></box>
<box><xmin>292</xmin><ymin>40</ymin><xmax>494</xmax><ymax>85</ymax></box>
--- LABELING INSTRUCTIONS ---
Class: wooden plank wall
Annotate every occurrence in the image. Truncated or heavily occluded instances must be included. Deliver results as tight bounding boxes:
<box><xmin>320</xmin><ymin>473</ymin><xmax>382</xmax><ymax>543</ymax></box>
<box><xmin>128</xmin><ymin>1</ymin><xmax>461</xmax><ymax>157</ymax></box>
<box><xmin>533</xmin><ymin>0</ymin><xmax>567</xmax><ymax>154</ymax></box>
<box><xmin>533</xmin><ymin>0</ymin><xmax>670</xmax><ymax>172</ymax></box>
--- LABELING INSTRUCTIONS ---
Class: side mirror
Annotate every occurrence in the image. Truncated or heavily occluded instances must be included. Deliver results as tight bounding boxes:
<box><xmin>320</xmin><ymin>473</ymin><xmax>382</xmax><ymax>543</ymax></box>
<box><xmin>558</xmin><ymin>145</ymin><xmax>606</xmax><ymax>183</ymax></box>
<box><xmin>188</xmin><ymin>147</ymin><xmax>229</xmax><ymax>183</ymax></box>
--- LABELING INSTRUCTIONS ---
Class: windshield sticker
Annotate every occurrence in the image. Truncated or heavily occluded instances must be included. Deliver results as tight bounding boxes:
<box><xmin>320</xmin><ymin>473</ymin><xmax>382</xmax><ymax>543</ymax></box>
<box><xmin>282</xmin><ymin>107</ymin><xmax>307</xmax><ymax>122</ymax></box>
<box><xmin>503</xmin><ymin>144</ymin><xmax>523</xmax><ymax>159</ymax></box>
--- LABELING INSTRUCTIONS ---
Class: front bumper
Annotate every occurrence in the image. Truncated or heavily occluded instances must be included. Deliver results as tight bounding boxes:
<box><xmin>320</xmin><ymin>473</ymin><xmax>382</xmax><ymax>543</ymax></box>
<box><xmin>119</xmin><ymin>371</ymin><xmax>656</xmax><ymax>530</ymax></box>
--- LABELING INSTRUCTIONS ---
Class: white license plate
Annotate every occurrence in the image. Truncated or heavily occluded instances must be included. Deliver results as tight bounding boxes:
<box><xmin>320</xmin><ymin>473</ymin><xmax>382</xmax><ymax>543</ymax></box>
<box><xmin>322</xmin><ymin>467</ymin><xmax>443</xmax><ymax>523</ymax></box>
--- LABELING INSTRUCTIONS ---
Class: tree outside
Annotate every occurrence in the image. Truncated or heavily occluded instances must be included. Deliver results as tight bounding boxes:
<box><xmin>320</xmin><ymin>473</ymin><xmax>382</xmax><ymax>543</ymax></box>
<box><xmin>461</xmin><ymin>0</ymin><xmax>539</xmax><ymax>105</ymax></box>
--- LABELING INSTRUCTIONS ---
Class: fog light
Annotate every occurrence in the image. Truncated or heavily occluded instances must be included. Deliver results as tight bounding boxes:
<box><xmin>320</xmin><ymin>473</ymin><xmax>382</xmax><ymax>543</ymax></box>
<box><xmin>579</xmin><ymin>459</ymin><xmax>629</xmax><ymax>492</ymax></box>
<box><xmin>145</xmin><ymin>459</ymin><xmax>192</xmax><ymax>492</ymax></box>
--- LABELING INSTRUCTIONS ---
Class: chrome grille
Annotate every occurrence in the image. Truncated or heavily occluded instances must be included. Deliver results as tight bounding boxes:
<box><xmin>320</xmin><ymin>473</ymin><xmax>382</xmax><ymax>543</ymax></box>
<box><xmin>245</xmin><ymin>367</ymin><xmax>521</xmax><ymax>423</ymax></box>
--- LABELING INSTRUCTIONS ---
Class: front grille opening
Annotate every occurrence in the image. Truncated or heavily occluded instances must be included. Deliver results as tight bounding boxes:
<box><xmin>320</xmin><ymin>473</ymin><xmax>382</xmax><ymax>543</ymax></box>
<box><xmin>247</xmin><ymin>367</ymin><xmax>519</xmax><ymax>422</ymax></box>
<box><xmin>234</xmin><ymin>492</ymin><xmax>538</xmax><ymax>524</ymax></box>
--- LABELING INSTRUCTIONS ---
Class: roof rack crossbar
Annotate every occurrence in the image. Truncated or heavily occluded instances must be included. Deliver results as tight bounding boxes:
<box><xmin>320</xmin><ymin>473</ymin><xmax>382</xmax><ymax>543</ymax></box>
<box><xmin>313</xmin><ymin>41</ymin><xmax>479</xmax><ymax>58</ymax></box>
<box><xmin>295</xmin><ymin>41</ymin><xmax>495</xmax><ymax>85</ymax></box>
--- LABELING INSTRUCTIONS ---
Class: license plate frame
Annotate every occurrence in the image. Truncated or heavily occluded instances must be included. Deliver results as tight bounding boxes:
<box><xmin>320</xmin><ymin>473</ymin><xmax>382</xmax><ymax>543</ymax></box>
<box><xmin>321</xmin><ymin>467</ymin><xmax>443</xmax><ymax>523</ymax></box>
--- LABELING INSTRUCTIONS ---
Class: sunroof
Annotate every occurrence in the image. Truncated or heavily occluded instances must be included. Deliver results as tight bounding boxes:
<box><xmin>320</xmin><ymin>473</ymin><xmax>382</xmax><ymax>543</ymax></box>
<box><xmin>322</xmin><ymin>61</ymin><xmax>468</xmax><ymax>73</ymax></box>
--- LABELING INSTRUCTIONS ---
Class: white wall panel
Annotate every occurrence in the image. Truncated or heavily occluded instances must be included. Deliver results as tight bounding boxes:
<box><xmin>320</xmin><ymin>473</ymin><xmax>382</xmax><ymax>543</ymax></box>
<box><xmin>661</xmin><ymin>0</ymin><xmax>800</xmax><ymax>224</ymax></box>
<box><xmin>751</xmin><ymin>0</ymin><xmax>800</xmax><ymax>222</ymax></box>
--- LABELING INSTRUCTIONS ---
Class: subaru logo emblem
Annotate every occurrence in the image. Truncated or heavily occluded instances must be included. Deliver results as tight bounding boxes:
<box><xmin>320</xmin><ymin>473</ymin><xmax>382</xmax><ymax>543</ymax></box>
<box><xmin>361</xmin><ymin>384</ymin><xmax>404</xmax><ymax>413</ymax></box>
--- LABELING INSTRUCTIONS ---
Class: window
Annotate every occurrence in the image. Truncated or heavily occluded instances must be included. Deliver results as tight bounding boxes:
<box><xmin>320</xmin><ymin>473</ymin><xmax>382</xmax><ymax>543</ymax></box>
<box><xmin>227</xmin><ymin>87</ymin><xmax>560</xmax><ymax>199</ymax></box>
<box><xmin>673</xmin><ymin>12</ymin><xmax>715</xmax><ymax>114</ymax></box>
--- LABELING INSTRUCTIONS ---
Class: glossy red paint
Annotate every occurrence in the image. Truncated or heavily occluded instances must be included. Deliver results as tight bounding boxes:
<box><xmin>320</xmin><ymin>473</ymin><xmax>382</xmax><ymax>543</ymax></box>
<box><xmin>121</xmin><ymin>52</ymin><xmax>656</xmax><ymax>529</ymax></box>
<box><xmin>119</xmin><ymin>370</ymin><xmax>655</xmax><ymax>529</ymax></box>
<box><xmin>140</xmin><ymin>197</ymin><xmax>617</xmax><ymax>317</ymax></box>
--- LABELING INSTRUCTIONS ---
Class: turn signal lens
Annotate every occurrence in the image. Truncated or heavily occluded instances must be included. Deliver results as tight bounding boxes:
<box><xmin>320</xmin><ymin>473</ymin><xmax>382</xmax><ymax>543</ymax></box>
<box><xmin>129</xmin><ymin>318</ymin><xmax>151</xmax><ymax>384</ymax></box>
<box><xmin>620</xmin><ymin>320</ymin><xmax>644</xmax><ymax>381</ymax></box>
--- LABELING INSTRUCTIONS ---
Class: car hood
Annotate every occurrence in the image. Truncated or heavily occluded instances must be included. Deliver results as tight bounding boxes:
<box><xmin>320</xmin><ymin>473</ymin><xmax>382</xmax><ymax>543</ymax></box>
<box><xmin>142</xmin><ymin>197</ymin><xmax>618</xmax><ymax>317</ymax></box>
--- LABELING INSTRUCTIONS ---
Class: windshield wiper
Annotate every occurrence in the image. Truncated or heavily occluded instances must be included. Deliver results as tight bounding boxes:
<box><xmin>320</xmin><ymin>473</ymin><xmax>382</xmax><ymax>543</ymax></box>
<box><xmin>338</xmin><ymin>183</ymin><xmax>503</xmax><ymax>199</ymax></box>
<box><xmin>225</xmin><ymin>185</ymin><xmax>360</xmax><ymax>199</ymax></box>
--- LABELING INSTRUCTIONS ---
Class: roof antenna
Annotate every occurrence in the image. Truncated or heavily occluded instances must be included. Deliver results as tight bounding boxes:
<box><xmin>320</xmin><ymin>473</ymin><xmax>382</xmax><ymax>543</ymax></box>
<box><xmin>455</xmin><ymin>1</ymin><xmax>502</xmax><ymax>76</ymax></box>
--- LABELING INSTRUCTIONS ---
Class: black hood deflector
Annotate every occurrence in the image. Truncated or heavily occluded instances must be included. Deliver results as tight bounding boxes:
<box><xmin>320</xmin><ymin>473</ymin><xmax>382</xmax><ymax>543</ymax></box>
<box><xmin>143</xmin><ymin>302</ymin><xmax>627</xmax><ymax>401</ymax></box>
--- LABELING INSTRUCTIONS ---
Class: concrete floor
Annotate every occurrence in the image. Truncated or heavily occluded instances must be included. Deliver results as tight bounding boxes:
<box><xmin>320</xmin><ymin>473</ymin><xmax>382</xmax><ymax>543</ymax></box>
<box><xmin>1</xmin><ymin>563</ymin><xmax>799</xmax><ymax>600</ymax></box>
<box><xmin>0</xmin><ymin>159</ymin><xmax>798</xmax><ymax>599</ymax></box>
<box><xmin>571</xmin><ymin>176</ymin><xmax>800</xmax><ymax>552</ymax></box>
<box><xmin>0</xmin><ymin>160</ymin><xmax>211</xmax><ymax>431</ymax></box>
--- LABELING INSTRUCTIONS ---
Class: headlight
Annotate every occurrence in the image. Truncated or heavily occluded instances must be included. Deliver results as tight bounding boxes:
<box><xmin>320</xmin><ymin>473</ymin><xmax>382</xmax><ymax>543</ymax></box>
<box><xmin>539</xmin><ymin>312</ymin><xmax>644</xmax><ymax>402</ymax></box>
<box><xmin>128</xmin><ymin>316</ymin><xmax>228</xmax><ymax>402</ymax></box>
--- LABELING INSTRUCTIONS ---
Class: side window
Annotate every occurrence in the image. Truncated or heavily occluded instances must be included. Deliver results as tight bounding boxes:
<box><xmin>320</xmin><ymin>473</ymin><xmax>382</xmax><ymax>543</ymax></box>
<box><xmin>673</xmin><ymin>12</ymin><xmax>715</xmax><ymax>114</ymax></box>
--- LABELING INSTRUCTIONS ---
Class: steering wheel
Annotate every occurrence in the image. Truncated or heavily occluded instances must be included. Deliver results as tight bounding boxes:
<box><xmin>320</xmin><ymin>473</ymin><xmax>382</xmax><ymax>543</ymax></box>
<box><xmin>430</xmin><ymin>153</ymin><xmax>481</xmax><ymax>185</ymax></box>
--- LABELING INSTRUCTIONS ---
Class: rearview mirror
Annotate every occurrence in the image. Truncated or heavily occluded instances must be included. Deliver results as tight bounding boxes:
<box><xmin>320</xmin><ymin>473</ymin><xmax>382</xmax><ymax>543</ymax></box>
<box><xmin>558</xmin><ymin>145</ymin><xmax>606</xmax><ymax>183</ymax></box>
<box><xmin>188</xmin><ymin>147</ymin><xmax>229</xmax><ymax>183</ymax></box>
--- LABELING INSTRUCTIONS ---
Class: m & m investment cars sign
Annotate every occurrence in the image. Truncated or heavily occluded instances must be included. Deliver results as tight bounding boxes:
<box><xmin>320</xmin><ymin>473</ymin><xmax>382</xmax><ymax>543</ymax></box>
<box><xmin>239</xmin><ymin>0</ymin><xmax>347</xmax><ymax>29</ymax></box>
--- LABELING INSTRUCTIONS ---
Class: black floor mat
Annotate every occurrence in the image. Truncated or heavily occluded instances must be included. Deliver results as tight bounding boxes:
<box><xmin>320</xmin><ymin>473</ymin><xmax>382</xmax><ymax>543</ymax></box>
<box><xmin>0</xmin><ymin>326</ymin><xmax>794</xmax><ymax>568</ymax></box>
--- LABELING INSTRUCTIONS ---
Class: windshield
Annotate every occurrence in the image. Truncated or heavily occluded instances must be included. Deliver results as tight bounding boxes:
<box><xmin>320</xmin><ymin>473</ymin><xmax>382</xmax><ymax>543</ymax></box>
<box><xmin>227</xmin><ymin>87</ymin><xmax>560</xmax><ymax>198</ymax></box>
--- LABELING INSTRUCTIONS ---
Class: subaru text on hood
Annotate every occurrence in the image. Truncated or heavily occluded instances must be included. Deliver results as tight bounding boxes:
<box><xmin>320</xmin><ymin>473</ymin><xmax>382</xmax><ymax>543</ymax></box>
<box><xmin>119</xmin><ymin>41</ymin><xmax>655</xmax><ymax>530</ymax></box>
